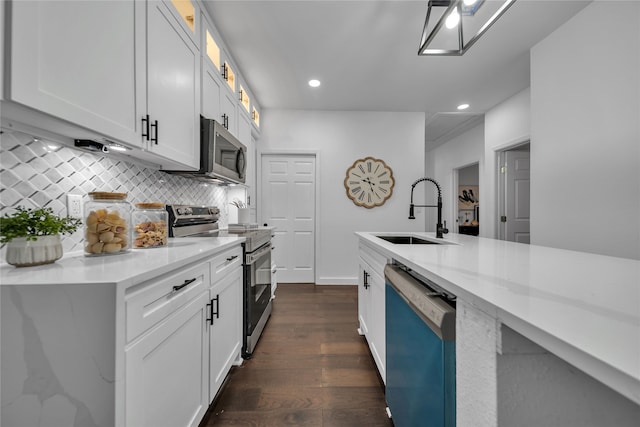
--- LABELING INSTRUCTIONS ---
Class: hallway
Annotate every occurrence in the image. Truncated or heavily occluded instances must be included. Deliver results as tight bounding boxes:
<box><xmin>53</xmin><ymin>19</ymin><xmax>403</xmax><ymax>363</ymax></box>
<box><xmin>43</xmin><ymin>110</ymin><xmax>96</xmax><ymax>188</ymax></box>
<box><xmin>203</xmin><ymin>284</ymin><xmax>393</xmax><ymax>426</ymax></box>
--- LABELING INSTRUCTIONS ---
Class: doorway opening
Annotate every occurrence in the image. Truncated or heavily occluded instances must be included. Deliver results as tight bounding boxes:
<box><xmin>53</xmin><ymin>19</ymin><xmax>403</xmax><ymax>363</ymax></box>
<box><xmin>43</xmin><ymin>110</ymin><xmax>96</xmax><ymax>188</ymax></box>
<box><xmin>497</xmin><ymin>142</ymin><xmax>530</xmax><ymax>243</ymax></box>
<box><xmin>454</xmin><ymin>163</ymin><xmax>480</xmax><ymax>236</ymax></box>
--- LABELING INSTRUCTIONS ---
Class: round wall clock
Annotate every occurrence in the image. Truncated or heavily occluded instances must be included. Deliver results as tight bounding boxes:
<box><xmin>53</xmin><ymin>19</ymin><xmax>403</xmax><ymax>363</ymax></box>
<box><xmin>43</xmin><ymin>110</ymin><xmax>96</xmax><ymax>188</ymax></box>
<box><xmin>344</xmin><ymin>157</ymin><xmax>395</xmax><ymax>208</ymax></box>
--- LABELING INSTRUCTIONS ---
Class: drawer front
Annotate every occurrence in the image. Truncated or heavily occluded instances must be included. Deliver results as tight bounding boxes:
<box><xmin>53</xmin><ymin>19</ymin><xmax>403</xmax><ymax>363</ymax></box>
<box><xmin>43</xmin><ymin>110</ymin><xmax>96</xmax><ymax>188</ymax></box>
<box><xmin>359</xmin><ymin>241</ymin><xmax>389</xmax><ymax>278</ymax></box>
<box><xmin>210</xmin><ymin>246</ymin><xmax>243</xmax><ymax>282</ymax></box>
<box><xmin>126</xmin><ymin>262</ymin><xmax>209</xmax><ymax>343</ymax></box>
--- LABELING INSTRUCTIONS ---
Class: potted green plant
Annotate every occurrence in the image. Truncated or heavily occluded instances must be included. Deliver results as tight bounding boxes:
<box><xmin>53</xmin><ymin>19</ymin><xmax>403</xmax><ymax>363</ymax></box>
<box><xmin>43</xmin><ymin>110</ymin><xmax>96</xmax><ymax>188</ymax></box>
<box><xmin>0</xmin><ymin>206</ymin><xmax>81</xmax><ymax>267</ymax></box>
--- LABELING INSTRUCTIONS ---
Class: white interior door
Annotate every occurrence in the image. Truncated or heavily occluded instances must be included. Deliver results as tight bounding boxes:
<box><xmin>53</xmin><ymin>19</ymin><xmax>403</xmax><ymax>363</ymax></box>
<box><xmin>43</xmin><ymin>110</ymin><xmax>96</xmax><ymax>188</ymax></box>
<box><xmin>503</xmin><ymin>147</ymin><xmax>531</xmax><ymax>243</ymax></box>
<box><xmin>261</xmin><ymin>154</ymin><xmax>316</xmax><ymax>283</ymax></box>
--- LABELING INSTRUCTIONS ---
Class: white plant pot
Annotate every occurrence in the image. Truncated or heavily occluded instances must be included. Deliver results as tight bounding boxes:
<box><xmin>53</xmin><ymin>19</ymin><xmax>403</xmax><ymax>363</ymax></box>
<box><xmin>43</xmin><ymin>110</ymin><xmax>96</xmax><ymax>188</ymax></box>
<box><xmin>5</xmin><ymin>235</ymin><xmax>63</xmax><ymax>267</ymax></box>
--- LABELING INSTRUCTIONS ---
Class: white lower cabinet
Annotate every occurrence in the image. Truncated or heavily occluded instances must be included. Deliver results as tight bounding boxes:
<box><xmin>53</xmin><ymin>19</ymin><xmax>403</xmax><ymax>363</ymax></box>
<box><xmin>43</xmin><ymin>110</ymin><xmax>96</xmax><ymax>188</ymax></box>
<box><xmin>125</xmin><ymin>246</ymin><xmax>243</xmax><ymax>426</ymax></box>
<box><xmin>208</xmin><ymin>264</ymin><xmax>243</xmax><ymax>401</ymax></box>
<box><xmin>358</xmin><ymin>241</ymin><xmax>389</xmax><ymax>383</ymax></box>
<box><xmin>125</xmin><ymin>292</ymin><xmax>209</xmax><ymax>427</ymax></box>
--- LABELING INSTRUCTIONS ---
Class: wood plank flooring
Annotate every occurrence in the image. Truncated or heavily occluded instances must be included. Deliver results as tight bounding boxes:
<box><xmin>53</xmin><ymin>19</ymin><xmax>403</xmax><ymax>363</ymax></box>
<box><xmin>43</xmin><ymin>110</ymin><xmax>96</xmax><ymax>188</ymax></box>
<box><xmin>202</xmin><ymin>283</ymin><xmax>393</xmax><ymax>427</ymax></box>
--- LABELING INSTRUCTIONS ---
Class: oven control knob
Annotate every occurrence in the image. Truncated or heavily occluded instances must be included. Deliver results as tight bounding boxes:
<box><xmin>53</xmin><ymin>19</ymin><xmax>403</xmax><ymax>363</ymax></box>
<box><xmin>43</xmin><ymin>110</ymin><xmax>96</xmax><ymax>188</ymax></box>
<box><xmin>176</xmin><ymin>207</ymin><xmax>185</xmax><ymax>215</ymax></box>
<box><xmin>185</xmin><ymin>207</ymin><xmax>192</xmax><ymax>215</ymax></box>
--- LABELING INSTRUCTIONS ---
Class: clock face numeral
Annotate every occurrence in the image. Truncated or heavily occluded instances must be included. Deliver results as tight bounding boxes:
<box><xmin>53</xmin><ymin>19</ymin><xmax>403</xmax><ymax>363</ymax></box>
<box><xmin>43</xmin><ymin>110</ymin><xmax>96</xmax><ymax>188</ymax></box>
<box><xmin>344</xmin><ymin>157</ymin><xmax>394</xmax><ymax>208</ymax></box>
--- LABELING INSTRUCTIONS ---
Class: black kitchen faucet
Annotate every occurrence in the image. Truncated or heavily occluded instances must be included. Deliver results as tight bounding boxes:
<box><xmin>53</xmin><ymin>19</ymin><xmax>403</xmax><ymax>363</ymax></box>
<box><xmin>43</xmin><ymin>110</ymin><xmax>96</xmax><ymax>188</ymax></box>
<box><xmin>408</xmin><ymin>177</ymin><xmax>449</xmax><ymax>238</ymax></box>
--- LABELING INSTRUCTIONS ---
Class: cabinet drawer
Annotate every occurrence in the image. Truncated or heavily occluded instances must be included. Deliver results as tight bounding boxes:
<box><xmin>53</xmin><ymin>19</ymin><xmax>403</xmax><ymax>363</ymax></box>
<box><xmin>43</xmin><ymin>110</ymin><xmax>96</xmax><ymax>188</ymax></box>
<box><xmin>126</xmin><ymin>262</ymin><xmax>209</xmax><ymax>343</ymax></box>
<box><xmin>210</xmin><ymin>246</ymin><xmax>243</xmax><ymax>282</ymax></box>
<box><xmin>359</xmin><ymin>241</ymin><xmax>389</xmax><ymax>278</ymax></box>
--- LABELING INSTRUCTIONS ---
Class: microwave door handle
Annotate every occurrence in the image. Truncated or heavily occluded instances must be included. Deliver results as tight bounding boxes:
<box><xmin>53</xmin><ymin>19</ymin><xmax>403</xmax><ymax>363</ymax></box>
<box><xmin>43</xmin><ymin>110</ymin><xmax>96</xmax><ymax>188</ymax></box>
<box><xmin>237</xmin><ymin>149</ymin><xmax>246</xmax><ymax>178</ymax></box>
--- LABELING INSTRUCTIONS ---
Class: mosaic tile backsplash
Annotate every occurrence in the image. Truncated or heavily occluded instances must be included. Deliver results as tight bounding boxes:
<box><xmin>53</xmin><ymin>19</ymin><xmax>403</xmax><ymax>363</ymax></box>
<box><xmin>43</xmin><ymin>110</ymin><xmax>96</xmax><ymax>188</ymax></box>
<box><xmin>0</xmin><ymin>130</ymin><xmax>229</xmax><ymax>256</ymax></box>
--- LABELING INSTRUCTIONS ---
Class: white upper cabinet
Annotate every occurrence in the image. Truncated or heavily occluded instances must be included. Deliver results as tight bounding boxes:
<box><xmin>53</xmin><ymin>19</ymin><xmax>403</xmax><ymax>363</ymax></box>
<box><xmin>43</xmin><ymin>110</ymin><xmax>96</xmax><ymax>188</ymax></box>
<box><xmin>145</xmin><ymin>0</ymin><xmax>200</xmax><ymax>169</ymax></box>
<box><xmin>7</xmin><ymin>1</ymin><xmax>142</xmax><ymax>146</ymax></box>
<box><xmin>6</xmin><ymin>0</ymin><xmax>200</xmax><ymax>170</ymax></box>
<box><xmin>4</xmin><ymin>0</ymin><xmax>258</xmax><ymax>169</ymax></box>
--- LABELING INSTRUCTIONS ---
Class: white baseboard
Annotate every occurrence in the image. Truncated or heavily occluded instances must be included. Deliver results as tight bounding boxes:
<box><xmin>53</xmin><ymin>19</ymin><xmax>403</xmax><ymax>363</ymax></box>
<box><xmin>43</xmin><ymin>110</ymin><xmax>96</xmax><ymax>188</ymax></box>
<box><xmin>315</xmin><ymin>276</ymin><xmax>358</xmax><ymax>285</ymax></box>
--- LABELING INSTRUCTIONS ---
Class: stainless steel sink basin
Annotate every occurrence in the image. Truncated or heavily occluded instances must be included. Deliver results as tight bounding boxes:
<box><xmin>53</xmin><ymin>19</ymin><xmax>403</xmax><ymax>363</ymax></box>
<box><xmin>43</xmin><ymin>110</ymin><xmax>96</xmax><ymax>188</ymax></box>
<box><xmin>376</xmin><ymin>235</ymin><xmax>441</xmax><ymax>244</ymax></box>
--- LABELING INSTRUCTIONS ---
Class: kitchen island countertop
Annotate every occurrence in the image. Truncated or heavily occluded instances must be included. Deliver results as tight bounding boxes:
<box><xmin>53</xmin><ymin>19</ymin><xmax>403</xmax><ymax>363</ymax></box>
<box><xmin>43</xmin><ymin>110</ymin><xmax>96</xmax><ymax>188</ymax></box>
<box><xmin>356</xmin><ymin>231</ymin><xmax>640</xmax><ymax>405</ymax></box>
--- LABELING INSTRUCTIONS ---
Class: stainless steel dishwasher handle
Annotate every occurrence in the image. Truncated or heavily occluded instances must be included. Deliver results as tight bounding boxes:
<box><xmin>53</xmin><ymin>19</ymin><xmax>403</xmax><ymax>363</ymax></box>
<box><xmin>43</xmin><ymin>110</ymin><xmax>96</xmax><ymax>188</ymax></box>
<box><xmin>384</xmin><ymin>264</ymin><xmax>456</xmax><ymax>341</ymax></box>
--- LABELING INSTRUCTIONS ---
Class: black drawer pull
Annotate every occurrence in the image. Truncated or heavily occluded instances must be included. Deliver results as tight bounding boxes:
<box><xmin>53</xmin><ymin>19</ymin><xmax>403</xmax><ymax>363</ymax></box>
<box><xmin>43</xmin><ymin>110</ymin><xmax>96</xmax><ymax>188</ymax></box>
<box><xmin>226</xmin><ymin>255</ymin><xmax>238</xmax><ymax>262</ymax></box>
<box><xmin>173</xmin><ymin>278</ymin><xmax>196</xmax><ymax>292</ymax></box>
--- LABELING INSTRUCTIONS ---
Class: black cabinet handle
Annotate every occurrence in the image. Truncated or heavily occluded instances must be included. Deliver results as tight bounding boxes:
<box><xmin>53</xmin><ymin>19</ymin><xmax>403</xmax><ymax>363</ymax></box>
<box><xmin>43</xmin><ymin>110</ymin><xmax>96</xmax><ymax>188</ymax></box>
<box><xmin>142</xmin><ymin>115</ymin><xmax>150</xmax><ymax>141</ymax></box>
<box><xmin>206</xmin><ymin>301</ymin><xmax>213</xmax><ymax>325</ymax></box>
<box><xmin>150</xmin><ymin>120</ymin><xmax>158</xmax><ymax>144</ymax></box>
<box><xmin>173</xmin><ymin>278</ymin><xmax>196</xmax><ymax>292</ymax></box>
<box><xmin>212</xmin><ymin>295</ymin><xmax>220</xmax><ymax>319</ymax></box>
<box><xmin>363</xmin><ymin>271</ymin><xmax>369</xmax><ymax>289</ymax></box>
<box><xmin>226</xmin><ymin>255</ymin><xmax>238</xmax><ymax>262</ymax></box>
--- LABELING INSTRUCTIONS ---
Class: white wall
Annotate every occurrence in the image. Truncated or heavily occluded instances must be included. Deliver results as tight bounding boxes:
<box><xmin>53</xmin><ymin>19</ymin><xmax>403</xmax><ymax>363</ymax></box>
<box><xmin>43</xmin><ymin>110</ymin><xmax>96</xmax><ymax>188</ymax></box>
<box><xmin>530</xmin><ymin>0</ymin><xmax>640</xmax><ymax>260</ymax></box>
<box><xmin>258</xmin><ymin>109</ymin><xmax>425</xmax><ymax>284</ymax></box>
<box><xmin>483</xmin><ymin>88</ymin><xmax>531</xmax><ymax>239</ymax></box>
<box><xmin>426</xmin><ymin>123</ymin><xmax>484</xmax><ymax>232</ymax></box>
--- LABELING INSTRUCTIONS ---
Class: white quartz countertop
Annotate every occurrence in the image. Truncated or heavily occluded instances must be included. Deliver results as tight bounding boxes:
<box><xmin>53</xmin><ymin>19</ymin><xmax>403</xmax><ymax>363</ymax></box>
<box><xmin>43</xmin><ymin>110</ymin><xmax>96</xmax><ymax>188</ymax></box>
<box><xmin>0</xmin><ymin>236</ymin><xmax>245</xmax><ymax>288</ymax></box>
<box><xmin>356</xmin><ymin>231</ymin><xmax>640</xmax><ymax>404</ymax></box>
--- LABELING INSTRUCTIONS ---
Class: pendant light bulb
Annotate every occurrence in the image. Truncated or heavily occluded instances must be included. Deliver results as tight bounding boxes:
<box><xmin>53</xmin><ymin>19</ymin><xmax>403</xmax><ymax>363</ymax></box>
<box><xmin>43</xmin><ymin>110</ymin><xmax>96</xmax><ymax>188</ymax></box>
<box><xmin>463</xmin><ymin>0</ymin><xmax>478</xmax><ymax>6</ymax></box>
<box><xmin>445</xmin><ymin>8</ymin><xmax>460</xmax><ymax>29</ymax></box>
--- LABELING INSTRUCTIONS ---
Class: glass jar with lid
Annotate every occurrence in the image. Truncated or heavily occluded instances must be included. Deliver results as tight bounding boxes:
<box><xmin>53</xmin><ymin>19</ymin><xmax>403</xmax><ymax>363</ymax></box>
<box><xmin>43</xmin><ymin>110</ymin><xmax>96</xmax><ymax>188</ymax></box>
<box><xmin>133</xmin><ymin>202</ymin><xmax>168</xmax><ymax>249</ymax></box>
<box><xmin>84</xmin><ymin>192</ymin><xmax>132</xmax><ymax>256</ymax></box>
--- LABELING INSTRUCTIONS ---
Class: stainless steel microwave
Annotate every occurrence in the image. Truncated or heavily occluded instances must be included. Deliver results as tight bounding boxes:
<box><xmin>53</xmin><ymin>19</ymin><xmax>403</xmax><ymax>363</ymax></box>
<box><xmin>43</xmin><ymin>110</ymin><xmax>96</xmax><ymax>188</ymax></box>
<box><xmin>166</xmin><ymin>116</ymin><xmax>246</xmax><ymax>184</ymax></box>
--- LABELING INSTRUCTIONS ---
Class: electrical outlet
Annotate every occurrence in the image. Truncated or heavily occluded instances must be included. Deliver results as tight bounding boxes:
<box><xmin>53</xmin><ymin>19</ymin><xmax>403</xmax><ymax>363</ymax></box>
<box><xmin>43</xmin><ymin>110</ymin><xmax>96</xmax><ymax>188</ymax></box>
<box><xmin>67</xmin><ymin>194</ymin><xmax>83</xmax><ymax>219</ymax></box>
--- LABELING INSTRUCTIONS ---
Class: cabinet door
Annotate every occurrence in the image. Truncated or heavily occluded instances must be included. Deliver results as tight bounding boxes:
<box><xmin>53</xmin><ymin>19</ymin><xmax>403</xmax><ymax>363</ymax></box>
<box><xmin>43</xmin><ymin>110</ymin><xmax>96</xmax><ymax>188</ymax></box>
<box><xmin>368</xmin><ymin>269</ymin><xmax>386</xmax><ymax>383</ymax></box>
<box><xmin>220</xmin><ymin>91</ymin><xmax>238</xmax><ymax>137</ymax></box>
<box><xmin>209</xmin><ymin>267</ymin><xmax>243</xmax><ymax>402</ymax></box>
<box><xmin>202</xmin><ymin>62</ymin><xmax>222</xmax><ymax>121</ymax></box>
<box><xmin>8</xmin><ymin>1</ymin><xmax>143</xmax><ymax>146</ymax></box>
<box><xmin>147</xmin><ymin>0</ymin><xmax>200</xmax><ymax>169</ymax></box>
<box><xmin>358</xmin><ymin>262</ymin><xmax>371</xmax><ymax>336</ymax></box>
<box><xmin>239</xmin><ymin>114</ymin><xmax>256</xmax><ymax>218</ymax></box>
<box><xmin>126</xmin><ymin>291</ymin><xmax>209</xmax><ymax>427</ymax></box>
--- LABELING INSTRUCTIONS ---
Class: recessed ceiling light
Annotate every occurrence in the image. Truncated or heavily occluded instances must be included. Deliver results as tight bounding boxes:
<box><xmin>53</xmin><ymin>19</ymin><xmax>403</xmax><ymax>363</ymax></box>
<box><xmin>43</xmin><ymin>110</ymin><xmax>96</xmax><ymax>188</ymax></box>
<box><xmin>308</xmin><ymin>79</ymin><xmax>321</xmax><ymax>88</ymax></box>
<box><xmin>457</xmin><ymin>103</ymin><xmax>470</xmax><ymax>110</ymax></box>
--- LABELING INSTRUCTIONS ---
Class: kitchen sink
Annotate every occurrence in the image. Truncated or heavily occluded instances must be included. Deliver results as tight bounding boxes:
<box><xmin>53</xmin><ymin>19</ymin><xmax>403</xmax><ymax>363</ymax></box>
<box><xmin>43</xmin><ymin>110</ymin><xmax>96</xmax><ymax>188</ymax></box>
<box><xmin>376</xmin><ymin>235</ymin><xmax>442</xmax><ymax>245</ymax></box>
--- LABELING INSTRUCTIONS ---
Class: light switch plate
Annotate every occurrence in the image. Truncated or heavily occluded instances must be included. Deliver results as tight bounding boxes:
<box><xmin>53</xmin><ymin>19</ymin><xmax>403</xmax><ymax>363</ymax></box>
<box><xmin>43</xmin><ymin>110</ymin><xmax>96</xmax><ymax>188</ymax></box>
<box><xmin>67</xmin><ymin>194</ymin><xmax>83</xmax><ymax>219</ymax></box>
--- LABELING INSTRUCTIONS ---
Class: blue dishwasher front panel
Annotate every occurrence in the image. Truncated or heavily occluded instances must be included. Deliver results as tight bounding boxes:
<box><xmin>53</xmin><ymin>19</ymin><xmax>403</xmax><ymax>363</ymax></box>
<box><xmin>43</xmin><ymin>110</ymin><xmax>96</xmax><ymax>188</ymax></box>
<box><xmin>385</xmin><ymin>282</ymin><xmax>455</xmax><ymax>427</ymax></box>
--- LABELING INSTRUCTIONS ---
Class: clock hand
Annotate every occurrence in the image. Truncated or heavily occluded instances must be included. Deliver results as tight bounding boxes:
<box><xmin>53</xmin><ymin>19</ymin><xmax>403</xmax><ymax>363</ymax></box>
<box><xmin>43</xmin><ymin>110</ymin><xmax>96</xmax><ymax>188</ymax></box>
<box><xmin>362</xmin><ymin>177</ymin><xmax>374</xmax><ymax>192</ymax></box>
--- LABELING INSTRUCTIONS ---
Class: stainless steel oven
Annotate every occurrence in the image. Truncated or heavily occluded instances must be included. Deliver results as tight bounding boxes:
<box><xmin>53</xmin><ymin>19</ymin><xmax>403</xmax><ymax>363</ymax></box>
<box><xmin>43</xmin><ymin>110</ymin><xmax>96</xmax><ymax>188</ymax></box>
<box><xmin>243</xmin><ymin>239</ymin><xmax>272</xmax><ymax>357</ymax></box>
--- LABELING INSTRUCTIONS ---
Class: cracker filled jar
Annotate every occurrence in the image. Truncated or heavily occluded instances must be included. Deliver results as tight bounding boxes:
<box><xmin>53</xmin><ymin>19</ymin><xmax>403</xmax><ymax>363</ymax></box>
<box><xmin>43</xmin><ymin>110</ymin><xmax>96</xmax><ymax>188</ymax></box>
<box><xmin>84</xmin><ymin>192</ymin><xmax>132</xmax><ymax>256</ymax></box>
<box><xmin>133</xmin><ymin>202</ymin><xmax>168</xmax><ymax>249</ymax></box>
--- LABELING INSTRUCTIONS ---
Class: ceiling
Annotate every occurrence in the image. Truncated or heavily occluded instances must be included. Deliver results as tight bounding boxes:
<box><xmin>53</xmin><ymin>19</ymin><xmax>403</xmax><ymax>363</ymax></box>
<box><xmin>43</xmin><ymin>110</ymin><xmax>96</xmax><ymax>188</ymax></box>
<box><xmin>203</xmin><ymin>0</ymin><xmax>590</xmax><ymax>145</ymax></box>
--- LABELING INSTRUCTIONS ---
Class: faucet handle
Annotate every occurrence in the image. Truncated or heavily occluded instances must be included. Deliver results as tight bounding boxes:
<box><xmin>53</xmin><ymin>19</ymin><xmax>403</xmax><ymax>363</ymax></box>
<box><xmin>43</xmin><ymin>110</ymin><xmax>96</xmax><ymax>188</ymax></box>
<box><xmin>443</xmin><ymin>220</ymin><xmax>449</xmax><ymax>235</ymax></box>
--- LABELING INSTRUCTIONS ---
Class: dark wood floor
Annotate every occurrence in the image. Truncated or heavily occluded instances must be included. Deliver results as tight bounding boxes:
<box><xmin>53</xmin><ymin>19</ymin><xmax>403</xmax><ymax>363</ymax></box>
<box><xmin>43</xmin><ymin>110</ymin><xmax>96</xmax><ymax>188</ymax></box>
<box><xmin>202</xmin><ymin>283</ymin><xmax>393</xmax><ymax>427</ymax></box>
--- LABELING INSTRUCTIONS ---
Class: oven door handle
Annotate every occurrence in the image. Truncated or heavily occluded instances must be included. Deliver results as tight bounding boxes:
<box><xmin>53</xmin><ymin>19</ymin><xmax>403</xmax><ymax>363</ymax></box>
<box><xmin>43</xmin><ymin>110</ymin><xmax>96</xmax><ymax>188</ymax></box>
<box><xmin>245</xmin><ymin>244</ymin><xmax>272</xmax><ymax>265</ymax></box>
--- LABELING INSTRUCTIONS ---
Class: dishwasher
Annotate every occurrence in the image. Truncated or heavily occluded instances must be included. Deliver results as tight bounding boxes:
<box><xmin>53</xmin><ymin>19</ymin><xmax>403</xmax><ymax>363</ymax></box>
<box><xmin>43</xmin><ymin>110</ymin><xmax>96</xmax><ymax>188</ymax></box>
<box><xmin>384</xmin><ymin>263</ymin><xmax>456</xmax><ymax>427</ymax></box>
